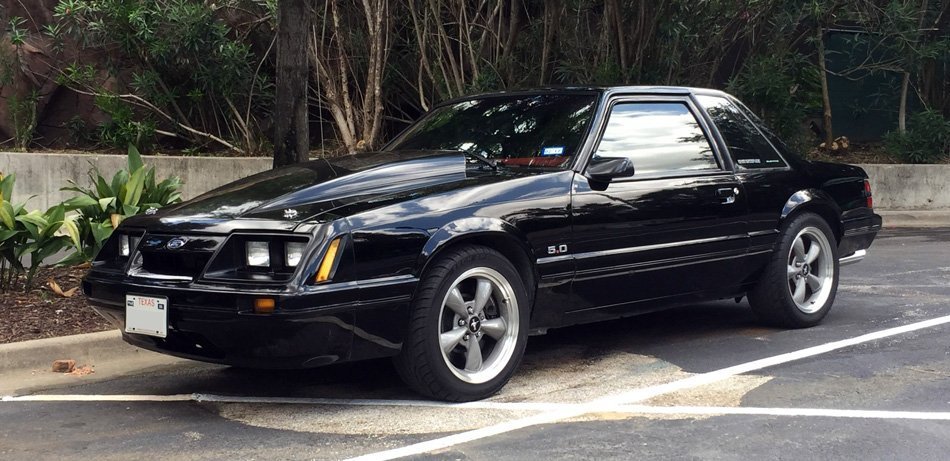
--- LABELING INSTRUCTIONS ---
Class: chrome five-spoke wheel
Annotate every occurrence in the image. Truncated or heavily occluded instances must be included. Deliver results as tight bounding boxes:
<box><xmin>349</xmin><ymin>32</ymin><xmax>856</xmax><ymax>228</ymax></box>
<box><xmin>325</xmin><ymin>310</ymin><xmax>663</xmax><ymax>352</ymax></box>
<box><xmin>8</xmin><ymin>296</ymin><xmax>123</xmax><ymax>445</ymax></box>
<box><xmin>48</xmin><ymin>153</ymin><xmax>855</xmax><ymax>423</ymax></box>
<box><xmin>438</xmin><ymin>267</ymin><xmax>519</xmax><ymax>384</ymax></box>
<box><xmin>394</xmin><ymin>245</ymin><xmax>529</xmax><ymax>401</ymax></box>
<box><xmin>786</xmin><ymin>227</ymin><xmax>835</xmax><ymax>314</ymax></box>
<box><xmin>748</xmin><ymin>212</ymin><xmax>839</xmax><ymax>328</ymax></box>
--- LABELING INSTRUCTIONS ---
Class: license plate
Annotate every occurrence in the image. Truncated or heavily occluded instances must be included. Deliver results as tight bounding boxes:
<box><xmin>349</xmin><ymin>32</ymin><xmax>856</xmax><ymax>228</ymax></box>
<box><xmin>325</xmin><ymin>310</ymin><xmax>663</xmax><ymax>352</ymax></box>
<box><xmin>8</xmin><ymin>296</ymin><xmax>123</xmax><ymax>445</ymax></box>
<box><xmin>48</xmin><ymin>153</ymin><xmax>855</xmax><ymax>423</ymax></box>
<box><xmin>125</xmin><ymin>294</ymin><xmax>168</xmax><ymax>338</ymax></box>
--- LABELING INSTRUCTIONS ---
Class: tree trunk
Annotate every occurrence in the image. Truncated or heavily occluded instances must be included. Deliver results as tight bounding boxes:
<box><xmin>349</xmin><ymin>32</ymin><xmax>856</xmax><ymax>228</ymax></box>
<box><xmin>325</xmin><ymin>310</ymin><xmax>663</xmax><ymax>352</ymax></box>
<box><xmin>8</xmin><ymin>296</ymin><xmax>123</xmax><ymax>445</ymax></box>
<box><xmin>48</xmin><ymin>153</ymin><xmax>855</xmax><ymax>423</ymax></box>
<box><xmin>899</xmin><ymin>71</ymin><xmax>910</xmax><ymax>134</ymax></box>
<box><xmin>539</xmin><ymin>0</ymin><xmax>561</xmax><ymax>85</ymax></box>
<box><xmin>273</xmin><ymin>0</ymin><xmax>312</xmax><ymax>168</ymax></box>
<box><xmin>817</xmin><ymin>26</ymin><xmax>834</xmax><ymax>151</ymax></box>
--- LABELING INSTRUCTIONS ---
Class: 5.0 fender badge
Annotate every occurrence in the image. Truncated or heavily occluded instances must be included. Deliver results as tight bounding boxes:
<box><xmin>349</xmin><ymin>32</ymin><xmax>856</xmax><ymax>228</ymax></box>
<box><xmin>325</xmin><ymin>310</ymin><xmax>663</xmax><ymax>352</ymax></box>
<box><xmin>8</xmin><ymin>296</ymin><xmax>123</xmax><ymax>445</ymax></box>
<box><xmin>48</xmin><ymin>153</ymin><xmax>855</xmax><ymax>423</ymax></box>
<box><xmin>284</xmin><ymin>209</ymin><xmax>299</xmax><ymax>219</ymax></box>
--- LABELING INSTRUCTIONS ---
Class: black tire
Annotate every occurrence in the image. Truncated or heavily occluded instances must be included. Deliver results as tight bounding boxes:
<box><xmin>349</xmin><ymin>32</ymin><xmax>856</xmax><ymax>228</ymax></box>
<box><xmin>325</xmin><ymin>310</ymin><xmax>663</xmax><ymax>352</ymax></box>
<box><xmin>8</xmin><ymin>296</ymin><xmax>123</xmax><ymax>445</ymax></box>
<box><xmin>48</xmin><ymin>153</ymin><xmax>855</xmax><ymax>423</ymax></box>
<box><xmin>394</xmin><ymin>245</ymin><xmax>529</xmax><ymax>401</ymax></box>
<box><xmin>748</xmin><ymin>212</ymin><xmax>839</xmax><ymax>328</ymax></box>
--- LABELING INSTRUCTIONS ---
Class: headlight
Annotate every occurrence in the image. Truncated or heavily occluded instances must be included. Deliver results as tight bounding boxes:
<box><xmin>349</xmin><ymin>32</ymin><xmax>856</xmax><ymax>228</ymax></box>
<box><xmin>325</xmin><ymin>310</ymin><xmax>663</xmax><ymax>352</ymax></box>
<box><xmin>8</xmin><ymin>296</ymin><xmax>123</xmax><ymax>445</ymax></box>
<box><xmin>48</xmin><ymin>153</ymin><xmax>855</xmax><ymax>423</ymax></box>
<box><xmin>119</xmin><ymin>234</ymin><xmax>131</xmax><ymax>256</ymax></box>
<box><xmin>246</xmin><ymin>241</ymin><xmax>270</xmax><ymax>267</ymax></box>
<box><xmin>285</xmin><ymin>242</ymin><xmax>305</xmax><ymax>267</ymax></box>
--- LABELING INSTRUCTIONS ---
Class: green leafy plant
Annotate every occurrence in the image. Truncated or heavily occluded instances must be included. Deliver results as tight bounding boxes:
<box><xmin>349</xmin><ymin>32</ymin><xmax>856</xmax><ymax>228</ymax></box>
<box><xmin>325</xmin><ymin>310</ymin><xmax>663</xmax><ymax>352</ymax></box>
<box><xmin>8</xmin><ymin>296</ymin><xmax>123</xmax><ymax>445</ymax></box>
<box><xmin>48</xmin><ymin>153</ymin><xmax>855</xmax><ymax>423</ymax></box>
<box><xmin>727</xmin><ymin>51</ymin><xmax>823</xmax><ymax>155</ymax></box>
<box><xmin>0</xmin><ymin>172</ymin><xmax>27</xmax><ymax>291</ymax></box>
<box><xmin>9</xmin><ymin>91</ymin><xmax>39</xmax><ymax>151</ymax></box>
<box><xmin>61</xmin><ymin>145</ymin><xmax>183</xmax><ymax>262</ymax></box>
<box><xmin>0</xmin><ymin>173</ymin><xmax>82</xmax><ymax>291</ymax></box>
<box><xmin>51</xmin><ymin>0</ymin><xmax>271</xmax><ymax>153</ymax></box>
<box><xmin>16</xmin><ymin>204</ymin><xmax>82</xmax><ymax>289</ymax></box>
<box><xmin>94</xmin><ymin>94</ymin><xmax>156</xmax><ymax>151</ymax></box>
<box><xmin>884</xmin><ymin>110</ymin><xmax>950</xmax><ymax>164</ymax></box>
<box><xmin>4</xmin><ymin>17</ymin><xmax>39</xmax><ymax>151</ymax></box>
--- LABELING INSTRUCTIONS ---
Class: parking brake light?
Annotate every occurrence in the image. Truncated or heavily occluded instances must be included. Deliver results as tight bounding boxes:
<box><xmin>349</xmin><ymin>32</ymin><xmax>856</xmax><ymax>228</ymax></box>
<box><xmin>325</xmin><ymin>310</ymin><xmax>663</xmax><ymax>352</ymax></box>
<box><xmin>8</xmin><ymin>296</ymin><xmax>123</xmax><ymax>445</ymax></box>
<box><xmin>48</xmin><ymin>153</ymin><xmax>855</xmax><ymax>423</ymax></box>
<box><xmin>254</xmin><ymin>298</ymin><xmax>276</xmax><ymax>314</ymax></box>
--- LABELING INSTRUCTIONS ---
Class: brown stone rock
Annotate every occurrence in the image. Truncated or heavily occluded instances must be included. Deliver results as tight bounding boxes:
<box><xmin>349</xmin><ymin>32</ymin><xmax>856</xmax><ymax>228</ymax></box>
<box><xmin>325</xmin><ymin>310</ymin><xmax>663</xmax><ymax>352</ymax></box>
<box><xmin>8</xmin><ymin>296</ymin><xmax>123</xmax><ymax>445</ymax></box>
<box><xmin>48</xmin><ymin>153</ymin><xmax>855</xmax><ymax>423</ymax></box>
<box><xmin>51</xmin><ymin>359</ymin><xmax>76</xmax><ymax>373</ymax></box>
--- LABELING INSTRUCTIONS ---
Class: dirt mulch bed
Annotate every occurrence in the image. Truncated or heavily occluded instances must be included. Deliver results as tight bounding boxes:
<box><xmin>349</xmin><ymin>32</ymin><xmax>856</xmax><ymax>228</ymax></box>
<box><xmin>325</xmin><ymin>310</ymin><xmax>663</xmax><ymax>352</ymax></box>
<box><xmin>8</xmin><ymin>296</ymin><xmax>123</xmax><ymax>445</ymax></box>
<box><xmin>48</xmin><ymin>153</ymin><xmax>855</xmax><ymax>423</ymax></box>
<box><xmin>0</xmin><ymin>265</ymin><xmax>113</xmax><ymax>344</ymax></box>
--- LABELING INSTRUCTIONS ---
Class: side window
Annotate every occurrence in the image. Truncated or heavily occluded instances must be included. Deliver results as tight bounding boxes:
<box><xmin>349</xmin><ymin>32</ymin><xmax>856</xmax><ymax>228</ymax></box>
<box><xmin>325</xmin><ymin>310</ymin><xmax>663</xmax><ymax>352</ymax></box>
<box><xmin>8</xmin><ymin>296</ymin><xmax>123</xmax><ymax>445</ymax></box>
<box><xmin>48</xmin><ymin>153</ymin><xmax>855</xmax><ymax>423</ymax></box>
<box><xmin>696</xmin><ymin>95</ymin><xmax>788</xmax><ymax>169</ymax></box>
<box><xmin>593</xmin><ymin>102</ymin><xmax>718</xmax><ymax>176</ymax></box>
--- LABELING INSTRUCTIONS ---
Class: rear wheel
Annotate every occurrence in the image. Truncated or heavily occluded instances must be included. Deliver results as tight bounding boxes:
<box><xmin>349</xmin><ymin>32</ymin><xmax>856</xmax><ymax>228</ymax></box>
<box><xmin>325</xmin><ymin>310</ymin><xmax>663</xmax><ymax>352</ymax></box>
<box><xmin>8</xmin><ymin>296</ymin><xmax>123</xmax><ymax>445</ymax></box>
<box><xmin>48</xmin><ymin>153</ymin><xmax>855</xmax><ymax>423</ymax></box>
<box><xmin>748</xmin><ymin>212</ymin><xmax>839</xmax><ymax>328</ymax></box>
<box><xmin>394</xmin><ymin>245</ymin><xmax>528</xmax><ymax>401</ymax></box>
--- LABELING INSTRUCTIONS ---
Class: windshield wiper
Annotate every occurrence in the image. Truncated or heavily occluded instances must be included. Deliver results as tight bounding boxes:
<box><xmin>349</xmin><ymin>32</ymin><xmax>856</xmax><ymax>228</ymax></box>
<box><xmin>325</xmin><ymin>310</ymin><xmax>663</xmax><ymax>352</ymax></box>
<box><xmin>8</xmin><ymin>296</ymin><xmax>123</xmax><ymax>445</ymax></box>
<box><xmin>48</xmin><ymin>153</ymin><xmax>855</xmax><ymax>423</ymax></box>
<box><xmin>463</xmin><ymin>152</ymin><xmax>498</xmax><ymax>171</ymax></box>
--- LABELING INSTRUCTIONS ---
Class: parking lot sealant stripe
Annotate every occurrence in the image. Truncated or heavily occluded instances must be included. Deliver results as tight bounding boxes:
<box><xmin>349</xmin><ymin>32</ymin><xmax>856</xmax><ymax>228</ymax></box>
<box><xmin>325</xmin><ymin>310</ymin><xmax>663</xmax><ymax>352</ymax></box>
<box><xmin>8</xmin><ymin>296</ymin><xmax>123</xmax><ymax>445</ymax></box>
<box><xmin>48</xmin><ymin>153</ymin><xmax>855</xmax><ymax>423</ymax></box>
<box><xmin>191</xmin><ymin>394</ymin><xmax>563</xmax><ymax>411</ymax></box>
<box><xmin>0</xmin><ymin>393</ymin><xmax>566</xmax><ymax>411</ymax></box>
<box><xmin>2</xmin><ymin>394</ymin><xmax>193</xmax><ymax>402</ymax></box>
<box><xmin>344</xmin><ymin>313</ymin><xmax>950</xmax><ymax>461</ymax></box>
<box><xmin>7</xmin><ymin>394</ymin><xmax>949</xmax><ymax>423</ymax></box>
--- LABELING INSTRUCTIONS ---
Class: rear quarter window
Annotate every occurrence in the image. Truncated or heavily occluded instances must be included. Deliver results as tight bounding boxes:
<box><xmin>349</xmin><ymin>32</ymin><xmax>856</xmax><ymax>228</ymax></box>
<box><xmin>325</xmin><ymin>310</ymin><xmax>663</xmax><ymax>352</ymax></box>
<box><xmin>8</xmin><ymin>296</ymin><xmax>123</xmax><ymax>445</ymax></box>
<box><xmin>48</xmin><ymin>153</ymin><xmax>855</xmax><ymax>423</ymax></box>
<box><xmin>696</xmin><ymin>95</ymin><xmax>788</xmax><ymax>170</ymax></box>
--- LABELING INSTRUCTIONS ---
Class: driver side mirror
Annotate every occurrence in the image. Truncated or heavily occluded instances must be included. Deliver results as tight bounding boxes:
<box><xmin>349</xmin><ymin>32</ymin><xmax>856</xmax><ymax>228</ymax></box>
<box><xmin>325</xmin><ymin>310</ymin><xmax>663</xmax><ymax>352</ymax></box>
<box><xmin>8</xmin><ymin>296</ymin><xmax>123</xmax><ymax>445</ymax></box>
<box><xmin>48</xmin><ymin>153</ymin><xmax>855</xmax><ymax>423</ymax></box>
<box><xmin>586</xmin><ymin>157</ymin><xmax>635</xmax><ymax>182</ymax></box>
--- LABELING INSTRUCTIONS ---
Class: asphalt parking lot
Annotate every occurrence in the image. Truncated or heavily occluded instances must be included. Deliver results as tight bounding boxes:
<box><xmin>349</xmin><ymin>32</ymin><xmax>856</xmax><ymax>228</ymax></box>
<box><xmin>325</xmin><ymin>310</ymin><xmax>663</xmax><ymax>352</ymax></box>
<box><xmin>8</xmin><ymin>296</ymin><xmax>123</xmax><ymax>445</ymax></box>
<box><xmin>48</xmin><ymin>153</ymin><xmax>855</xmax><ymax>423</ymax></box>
<box><xmin>1</xmin><ymin>228</ymin><xmax>949</xmax><ymax>460</ymax></box>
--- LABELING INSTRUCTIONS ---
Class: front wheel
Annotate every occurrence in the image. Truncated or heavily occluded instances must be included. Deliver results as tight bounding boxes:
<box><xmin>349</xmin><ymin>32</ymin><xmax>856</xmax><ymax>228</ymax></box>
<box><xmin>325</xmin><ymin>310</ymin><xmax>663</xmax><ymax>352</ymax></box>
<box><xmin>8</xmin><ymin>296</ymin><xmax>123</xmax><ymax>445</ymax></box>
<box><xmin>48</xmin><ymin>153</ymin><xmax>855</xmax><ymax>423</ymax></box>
<box><xmin>394</xmin><ymin>245</ymin><xmax>529</xmax><ymax>401</ymax></box>
<box><xmin>748</xmin><ymin>212</ymin><xmax>839</xmax><ymax>328</ymax></box>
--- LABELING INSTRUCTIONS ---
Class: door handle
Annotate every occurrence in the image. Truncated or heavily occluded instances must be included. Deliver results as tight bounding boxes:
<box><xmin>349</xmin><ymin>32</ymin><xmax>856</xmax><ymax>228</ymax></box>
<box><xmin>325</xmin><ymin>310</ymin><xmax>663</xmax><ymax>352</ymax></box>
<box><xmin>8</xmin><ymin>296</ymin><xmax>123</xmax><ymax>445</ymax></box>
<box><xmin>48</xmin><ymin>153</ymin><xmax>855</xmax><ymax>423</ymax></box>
<box><xmin>716</xmin><ymin>187</ymin><xmax>739</xmax><ymax>204</ymax></box>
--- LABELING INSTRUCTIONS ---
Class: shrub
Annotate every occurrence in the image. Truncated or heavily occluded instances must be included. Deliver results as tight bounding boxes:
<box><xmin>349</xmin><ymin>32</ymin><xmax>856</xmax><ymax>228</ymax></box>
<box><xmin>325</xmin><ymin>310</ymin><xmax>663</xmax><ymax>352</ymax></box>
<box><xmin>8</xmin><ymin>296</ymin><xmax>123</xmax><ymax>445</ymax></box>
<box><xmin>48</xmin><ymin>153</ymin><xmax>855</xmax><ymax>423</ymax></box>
<box><xmin>51</xmin><ymin>0</ymin><xmax>271</xmax><ymax>153</ymax></box>
<box><xmin>726</xmin><ymin>51</ymin><xmax>823</xmax><ymax>155</ymax></box>
<box><xmin>61</xmin><ymin>145</ymin><xmax>183</xmax><ymax>263</ymax></box>
<box><xmin>3</xmin><ymin>17</ymin><xmax>39</xmax><ymax>151</ymax></box>
<box><xmin>94</xmin><ymin>94</ymin><xmax>156</xmax><ymax>151</ymax></box>
<box><xmin>0</xmin><ymin>173</ymin><xmax>82</xmax><ymax>291</ymax></box>
<box><xmin>884</xmin><ymin>110</ymin><xmax>950</xmax><ymax>164</ymax></box>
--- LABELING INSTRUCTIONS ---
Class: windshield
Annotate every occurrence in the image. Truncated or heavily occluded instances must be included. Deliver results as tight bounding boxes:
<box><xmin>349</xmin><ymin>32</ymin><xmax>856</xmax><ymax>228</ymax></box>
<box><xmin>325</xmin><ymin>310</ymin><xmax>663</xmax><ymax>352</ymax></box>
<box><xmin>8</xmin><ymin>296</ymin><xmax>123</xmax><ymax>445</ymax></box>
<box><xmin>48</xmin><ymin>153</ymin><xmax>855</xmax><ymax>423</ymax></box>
<box><xmin>386</xmin><ymin>93</ymin><xmax>598</xmax><ymax>169</ymax></box>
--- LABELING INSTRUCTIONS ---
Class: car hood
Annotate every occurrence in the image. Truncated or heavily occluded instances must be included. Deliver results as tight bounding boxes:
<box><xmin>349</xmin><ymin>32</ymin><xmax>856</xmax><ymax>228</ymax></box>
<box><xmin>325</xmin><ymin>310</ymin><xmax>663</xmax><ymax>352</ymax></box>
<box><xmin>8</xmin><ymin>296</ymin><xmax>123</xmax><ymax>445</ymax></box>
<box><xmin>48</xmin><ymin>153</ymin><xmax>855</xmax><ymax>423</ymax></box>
<box><xmin>124</xmin><ymin>151</ymin><xmax>496</xmax><ymax>232</ymax></box>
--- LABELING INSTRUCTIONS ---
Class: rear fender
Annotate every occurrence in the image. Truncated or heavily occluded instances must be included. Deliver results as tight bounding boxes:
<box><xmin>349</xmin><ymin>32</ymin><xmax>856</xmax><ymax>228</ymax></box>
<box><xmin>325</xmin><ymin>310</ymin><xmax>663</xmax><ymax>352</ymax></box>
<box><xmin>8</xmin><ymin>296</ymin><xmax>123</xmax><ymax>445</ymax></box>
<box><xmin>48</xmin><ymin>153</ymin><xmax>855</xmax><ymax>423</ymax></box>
<box><xmin>780</xmin><ymin>189</ymin><xmax>843</xmax><ymax>241</ymax></box>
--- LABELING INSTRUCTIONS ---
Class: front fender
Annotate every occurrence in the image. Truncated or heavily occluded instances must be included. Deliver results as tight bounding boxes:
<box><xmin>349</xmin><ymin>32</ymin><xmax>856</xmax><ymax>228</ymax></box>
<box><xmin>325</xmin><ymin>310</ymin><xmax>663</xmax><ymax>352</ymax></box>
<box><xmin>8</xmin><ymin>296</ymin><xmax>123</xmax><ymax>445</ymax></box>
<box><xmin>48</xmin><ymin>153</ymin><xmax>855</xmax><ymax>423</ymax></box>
<box><xmin>417</xmin><ymin>217</ymin><xmax>533</xmax><ymax>275</ymax></box>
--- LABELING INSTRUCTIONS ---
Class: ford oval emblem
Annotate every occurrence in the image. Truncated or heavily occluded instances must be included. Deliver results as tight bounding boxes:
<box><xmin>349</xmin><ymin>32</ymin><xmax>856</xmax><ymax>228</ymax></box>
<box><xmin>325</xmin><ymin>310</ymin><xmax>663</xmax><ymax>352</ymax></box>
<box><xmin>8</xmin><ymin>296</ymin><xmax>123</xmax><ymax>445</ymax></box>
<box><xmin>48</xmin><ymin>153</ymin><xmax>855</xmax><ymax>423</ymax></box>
<box><xmin>166</xmin><ymin>238</ymin><xmax>187</xmax><ymax>250</ymax></box>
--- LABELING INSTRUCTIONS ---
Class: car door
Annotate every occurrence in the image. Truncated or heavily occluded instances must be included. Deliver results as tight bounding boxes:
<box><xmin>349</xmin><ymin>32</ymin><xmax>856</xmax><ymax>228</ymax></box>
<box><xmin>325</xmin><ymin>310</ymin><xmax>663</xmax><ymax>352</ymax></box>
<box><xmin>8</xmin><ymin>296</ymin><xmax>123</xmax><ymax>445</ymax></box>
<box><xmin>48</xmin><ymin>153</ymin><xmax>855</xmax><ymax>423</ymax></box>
<box><xmin>693</xmin><ymin>93</ymin><xmax>801</xmax><ymax>265</ymax></box>
<box><xmin>566</xmin><ymin>95</ymin><xmax>749</xmax><ymax>323</ymax></box>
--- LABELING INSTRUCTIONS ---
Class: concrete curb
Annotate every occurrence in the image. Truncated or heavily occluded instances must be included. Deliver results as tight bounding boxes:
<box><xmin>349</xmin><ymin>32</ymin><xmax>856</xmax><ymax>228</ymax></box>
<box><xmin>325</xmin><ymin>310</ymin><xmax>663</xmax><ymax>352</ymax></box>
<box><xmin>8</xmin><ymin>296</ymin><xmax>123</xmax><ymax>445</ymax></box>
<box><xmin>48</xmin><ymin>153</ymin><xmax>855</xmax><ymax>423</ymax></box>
<box><xmin>0</xmin><ymin>329</ymin><xmax>150</xmax><ymax>374</ymax></box>
<box><xmin>879</xmin><ymin>210</ymin><xmax>950</xmax><ymax>228</ymax></box>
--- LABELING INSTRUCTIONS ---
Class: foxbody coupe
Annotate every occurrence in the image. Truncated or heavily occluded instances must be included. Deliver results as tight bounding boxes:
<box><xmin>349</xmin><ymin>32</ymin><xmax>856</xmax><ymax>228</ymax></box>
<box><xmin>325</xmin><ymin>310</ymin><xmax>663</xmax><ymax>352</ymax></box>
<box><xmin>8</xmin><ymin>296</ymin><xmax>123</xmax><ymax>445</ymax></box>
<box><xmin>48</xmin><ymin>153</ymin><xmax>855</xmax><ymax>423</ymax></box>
<box><xmin>84</xmin><ymin>86</ymin><xmax>882</xmax><ymax>401</ymax></box>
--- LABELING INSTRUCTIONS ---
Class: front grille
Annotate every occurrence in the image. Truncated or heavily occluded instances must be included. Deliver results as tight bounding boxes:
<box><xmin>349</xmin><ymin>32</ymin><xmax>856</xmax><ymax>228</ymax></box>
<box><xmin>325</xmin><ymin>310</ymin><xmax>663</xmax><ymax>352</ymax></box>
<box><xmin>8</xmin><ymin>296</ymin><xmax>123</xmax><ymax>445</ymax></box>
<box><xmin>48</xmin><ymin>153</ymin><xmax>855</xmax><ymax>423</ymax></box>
<box><xmin>140</xmin><ymin>251</ymin><xmax>214</xmax><ymax>279</ymax></box>
<box><xmin>129</xmin><ymin>234</ymin><xmax>226</xmax><ymax>281</ymax></box>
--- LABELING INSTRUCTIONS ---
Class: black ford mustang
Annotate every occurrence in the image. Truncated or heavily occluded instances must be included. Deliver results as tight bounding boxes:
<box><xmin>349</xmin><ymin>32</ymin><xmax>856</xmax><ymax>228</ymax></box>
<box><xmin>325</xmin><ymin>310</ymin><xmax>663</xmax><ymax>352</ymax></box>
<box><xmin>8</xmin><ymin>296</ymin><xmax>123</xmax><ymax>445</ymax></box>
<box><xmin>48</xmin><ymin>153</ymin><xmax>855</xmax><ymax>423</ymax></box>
<box><xmin>84</xmin><ymin>86</ymin><xmax>882</xmax><ymax>401</ymax></box>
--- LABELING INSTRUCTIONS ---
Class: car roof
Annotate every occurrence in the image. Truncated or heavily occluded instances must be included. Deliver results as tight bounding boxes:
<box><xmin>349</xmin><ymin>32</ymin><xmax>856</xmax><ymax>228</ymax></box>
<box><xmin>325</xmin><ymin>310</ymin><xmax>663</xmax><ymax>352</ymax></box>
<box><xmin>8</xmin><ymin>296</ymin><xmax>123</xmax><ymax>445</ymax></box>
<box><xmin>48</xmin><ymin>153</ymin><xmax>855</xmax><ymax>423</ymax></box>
<box><xmin>435</xmin><ymin>86</ymin><xmax>732</xmax><ymax>107</ymax></box>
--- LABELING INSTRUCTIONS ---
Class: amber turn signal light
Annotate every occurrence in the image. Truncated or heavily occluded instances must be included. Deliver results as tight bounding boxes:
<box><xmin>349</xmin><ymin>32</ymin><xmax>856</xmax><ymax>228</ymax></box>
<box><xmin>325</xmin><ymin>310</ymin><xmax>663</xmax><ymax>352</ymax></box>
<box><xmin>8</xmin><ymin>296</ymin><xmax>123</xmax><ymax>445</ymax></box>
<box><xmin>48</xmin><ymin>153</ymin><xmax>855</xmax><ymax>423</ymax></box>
<box><xmin>254</xmin><ymin>298</ymin><xmax>276</xmax><ymax>314</ymax></box>
<box><xmin>316</xmin><ymin>238</ymin><xmax>342</xmax><ymax>283</ymax></box>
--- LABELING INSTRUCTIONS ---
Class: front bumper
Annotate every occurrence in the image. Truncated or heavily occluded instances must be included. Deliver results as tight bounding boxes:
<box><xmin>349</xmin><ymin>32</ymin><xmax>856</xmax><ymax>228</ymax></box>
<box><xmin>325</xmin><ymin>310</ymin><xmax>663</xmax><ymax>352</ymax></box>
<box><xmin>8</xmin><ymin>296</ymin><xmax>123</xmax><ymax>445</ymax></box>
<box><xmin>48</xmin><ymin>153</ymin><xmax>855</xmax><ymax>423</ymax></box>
<box><xmin>83</xmin><ymin>274</ymin><xmax>358</xmax><ymax>369</ymax></box>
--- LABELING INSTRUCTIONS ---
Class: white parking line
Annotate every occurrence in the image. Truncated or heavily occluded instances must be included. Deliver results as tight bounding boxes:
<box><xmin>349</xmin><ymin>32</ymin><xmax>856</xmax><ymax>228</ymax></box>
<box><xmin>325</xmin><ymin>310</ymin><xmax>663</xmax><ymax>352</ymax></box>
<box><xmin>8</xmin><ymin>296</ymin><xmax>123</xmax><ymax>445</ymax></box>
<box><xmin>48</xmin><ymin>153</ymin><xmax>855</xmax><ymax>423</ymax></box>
<box><xmin>345</xmin><ymin>313</ymin><xmax>950</xmax><ymax>461</ymax></box>
<box><xmin>3</xmin><ymin>315</ymin><xmax>948</xmax><ymax>459</ymax></box>
<box><xmin>613</xmin><ymin>405</ymin><xmax>950</xmax><ymax>421</ymax></box>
